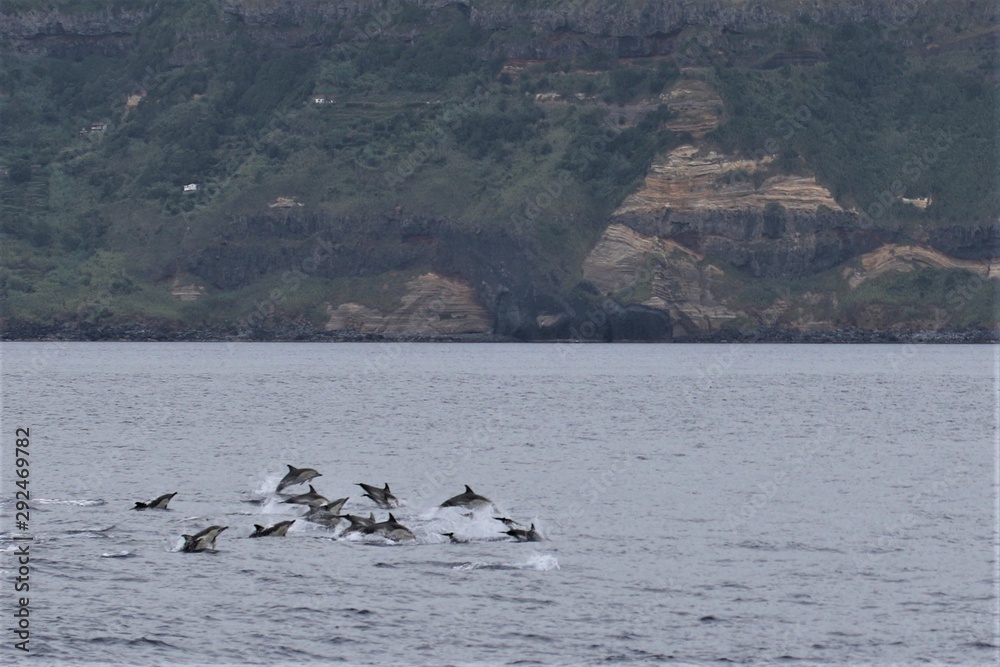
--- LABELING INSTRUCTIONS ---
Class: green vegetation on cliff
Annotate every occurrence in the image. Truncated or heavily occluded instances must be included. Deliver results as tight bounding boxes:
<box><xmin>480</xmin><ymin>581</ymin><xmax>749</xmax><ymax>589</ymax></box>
<box><xmin>710</xmin><ymin>21</ymin><xmax>998</xmax><ymax>224</ymax></box>
<box><xmin>0</xmin><ymin>0</ymin><xmax>996</xmax><ymax>336</ymax></box>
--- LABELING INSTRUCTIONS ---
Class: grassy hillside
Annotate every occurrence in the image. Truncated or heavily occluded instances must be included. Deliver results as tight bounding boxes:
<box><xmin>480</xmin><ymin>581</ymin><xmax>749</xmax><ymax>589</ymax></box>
<box><xmin>0</xmin><ymin>0</ymin><xmax>996</xmax><ymax>334</ymax></box>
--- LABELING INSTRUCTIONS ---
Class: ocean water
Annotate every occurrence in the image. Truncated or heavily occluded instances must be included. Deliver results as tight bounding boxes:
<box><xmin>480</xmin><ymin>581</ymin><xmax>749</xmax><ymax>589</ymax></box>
<box><xmin>0</xmin><ymin>342</ymin><xmax>997</xmax><ymax>666</ymax></box>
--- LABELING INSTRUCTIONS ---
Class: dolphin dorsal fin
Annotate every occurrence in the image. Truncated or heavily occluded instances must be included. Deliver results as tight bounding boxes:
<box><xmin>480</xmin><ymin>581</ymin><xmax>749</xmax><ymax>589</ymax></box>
<box><xmin>368</xmin><ymin>513</ymin><xmax>375</xmax><ymax>521</ymax></box>
<box><xmin>308</xmin><ymin>485</ymin><xmax>316</xmax><ymax>493</ymax></box>
<box><xmin>465</xmin><ymin>485</ymin><xmax>473</xmax><ymax>493</ymax></box>
<box><xmin>388</xmin><ymin>513</ymin><xmax>396</xmax><ymax>521</ymax></box>
<box><xmin>287</xmin><ymin>464</ymin><xmax>297</xmax><ymax>472</ymax></box>
<box><xmin>254</xmin><ymin>524</ymin><xmax>264</xmax><ymax>531</ymax></box>
<box><xmin>384</xmin><ymin>483</ymin><xmax>391</xmax><ymax>492</ymax></box>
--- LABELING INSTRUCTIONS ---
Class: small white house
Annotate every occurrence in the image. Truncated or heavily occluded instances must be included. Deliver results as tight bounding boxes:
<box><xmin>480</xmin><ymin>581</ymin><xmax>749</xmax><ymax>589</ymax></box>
<box><xmin>183</xmin><ymin>183</ymin><xmax>198</xmax><ymax>193</ymax></box>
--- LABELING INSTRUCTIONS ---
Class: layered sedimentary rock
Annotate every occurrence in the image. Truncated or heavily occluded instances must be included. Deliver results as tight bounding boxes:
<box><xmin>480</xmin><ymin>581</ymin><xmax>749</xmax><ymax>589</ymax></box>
<box><xmin>169</xmin><ymin>276</ymin><xmax>207</xmax><ymax>301</ymax></box>
<box><xmin>582</xmin><ymin>224</ymin><xmax>739</xmax><ymax>335</ymax></box>
<box><xmin>325</xmin><ymin>272</ymin><xmax>490</xmax><ymax>335</ymax></box>
<box><xmin>609</xmin><ymin>143</ymin><xmax>877</xmax><ymax>280</ymax></box>
<box><xmin>615</xmin><ymin>144</ymin><xmax>841</xmax><ymax>215</ymax></box>
<box><xmin>845</xmin><ymin>244</ymin><xmax>999</xmax><ymax>289</ymax></box>
<box><xmin>661</xmin><ymin>79</ymin><xmax>724</xmax><ymax>137</ymax></box>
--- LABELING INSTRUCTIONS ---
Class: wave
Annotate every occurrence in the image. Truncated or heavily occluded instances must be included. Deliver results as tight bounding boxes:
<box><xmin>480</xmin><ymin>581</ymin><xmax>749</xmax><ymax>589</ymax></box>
<box><xmin>454</xmin><ymin>552</ymin><xmax>560</xmax><ymax>571</ymax></box>
<box><xmin>85</xmin><ymin>635</ymin><xmax>176</xmax><ymax>648</ymax></box>
<box><xmin>35</xmin><ymin>498</ymin><xmax>106</xmax><ymax>506</ymax></box>
<box><xmin>65</xmin><ymin>525</ymin><xmax>116</xmax><ymax>535</ymax></box>
<box><xmin>252</xmin><ymin>471</ymin><xmax>285</xmax><ymax>496</ymax></box>
<box><xmin>100</xmin><ymin>551</ymin><xmax>136</xmax><ymax>558</ymax></box>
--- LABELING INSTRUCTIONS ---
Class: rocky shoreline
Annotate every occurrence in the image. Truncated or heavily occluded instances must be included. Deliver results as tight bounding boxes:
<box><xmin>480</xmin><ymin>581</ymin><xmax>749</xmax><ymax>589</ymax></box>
<box><xmin>1</xmin><ymin>320</ymin><xmax>995</xmax><ymax>344</ymax></box>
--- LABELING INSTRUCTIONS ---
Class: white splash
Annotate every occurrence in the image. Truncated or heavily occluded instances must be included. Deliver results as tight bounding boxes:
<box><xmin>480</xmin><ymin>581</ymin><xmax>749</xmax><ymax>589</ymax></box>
<box><xmin>453</xmin><ymin>552</ymin><xmax>561</xmax><ymax>571</ymax></box>
<box><xmin>517</xmin><ymin>552</ymin><xmax>560</xmax><ymax>571</ymax></box>
<box><xmin>35</xmin><ymin>498</ymin><xmax>106</xmax><ymax>506</ymax></box>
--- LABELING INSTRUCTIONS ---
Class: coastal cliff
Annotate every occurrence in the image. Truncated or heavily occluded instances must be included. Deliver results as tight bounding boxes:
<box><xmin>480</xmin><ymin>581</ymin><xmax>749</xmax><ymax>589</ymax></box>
<box><xmin>0</xmin><ymin>0</ymin><xmax>996</xmax><ymax>341</ymax></box>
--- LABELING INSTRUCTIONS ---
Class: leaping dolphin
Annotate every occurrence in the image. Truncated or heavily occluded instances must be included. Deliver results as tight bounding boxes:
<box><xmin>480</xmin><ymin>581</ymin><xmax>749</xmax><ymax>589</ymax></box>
<box><xmin>339</xmin><ymin>512</ymin><xmax>377</xmax><ymax>535</ymax></box>
<box><xmin>276</xmin><ymin>465</ymin><xmax>322</xmax><ymax>493</ymax></box>
<box><xmin>357</xmin><ymin>482</ymin><xmax>399</xmax><ymax>508</ymax></box>
<box><xmin>303</xmin><ymin>498</ymin><xmax>349</xmax><ymax>529</ymax></box>
<box><xmin>132</xmin><ymin>492</ymin><xmax>177</xmax><ymax>510</ymax></box>
<box><xmin>250</xmin><ymin>520</ymin><xmax>295</xmax><ymax>538</ymax></box>
<box><xmin>181</xmin><ymin>525</ymin><xmax>228</xmax><ymax>552</ymax></box>
<box><xmin>282</xmin><ymin>484</ymin><xmax>329</xmax><ymax>508</ymax></box>
<box><xmin>362</xmin><ymin>513</ymin><xmax>415</xmax><ymax>541</ymax></box>
<box><xmin>440</xmin><ymin>485</ymin><xmax>492</xmax><ymax>509</ymax></box>
<box><xmin>505</xmin><ymin>523</ymin><xmax>542</xmax><ymax>542</ymax></box>
<box><xmin>320</xmin><ymin>497</ymin><xmax>349</xmax><ymax>515</ymax></box>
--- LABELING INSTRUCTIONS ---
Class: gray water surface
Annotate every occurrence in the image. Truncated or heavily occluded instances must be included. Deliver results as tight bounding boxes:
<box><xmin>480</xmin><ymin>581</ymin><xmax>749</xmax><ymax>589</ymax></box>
<box><xmin>1</xmin><ymin>342</ymin><xmax>997</xmax><ymax>666</ymax></box>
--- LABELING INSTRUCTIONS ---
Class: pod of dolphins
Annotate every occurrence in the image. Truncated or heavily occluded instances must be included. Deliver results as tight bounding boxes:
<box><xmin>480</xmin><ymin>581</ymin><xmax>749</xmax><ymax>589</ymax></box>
<box><xmin>132</xmin><ymin>464</ymin><xmax>543</xmax><ymax>553</ymax></box>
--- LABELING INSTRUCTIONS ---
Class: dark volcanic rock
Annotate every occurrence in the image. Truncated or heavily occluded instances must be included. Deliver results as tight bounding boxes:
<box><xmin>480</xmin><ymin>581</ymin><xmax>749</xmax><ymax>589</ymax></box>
<box><xmin>927</xmin><ymin>223</ymin><xmax>1000</xmax><ymax>260</ymax></box>
<box><xmin>0</xmin><ymin>5</ymin><xmax>152</xmax><ymax>56</ymax></box>
<box><xmin>617</xmin><ymin>207</ymin><xmax>893</xmax><ymax>280</ymax></box>
<box><xmin>608</xmin><ymin>305</ymin><xmax>672</xmax><ymax>342</ymax></box>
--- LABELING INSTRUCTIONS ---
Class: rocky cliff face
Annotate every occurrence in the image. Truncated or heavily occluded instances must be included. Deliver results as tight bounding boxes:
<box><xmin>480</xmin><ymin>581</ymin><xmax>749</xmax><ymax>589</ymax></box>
<box><xmin>469</xmin><ymin>0</ymin><xmax>999</xmax><ymax>59</ymax></box>
<box><xmin>7</xmin><ymin>0</ymin><xmax>995</xmax><ymax>59</ymax></box>
<box><xmin>844</xmin><ymin>244</ymin><xmax>999</xmax><ymax>289</ymax></box>
<box><xmin>927</xmin><ymin>223</ymin><xmax>1000</xmax><ymax>260</ymax></box>
<box><xmin>581</xmin><ymin>73</ymin><xmax>994</xmax><ymax>335</ymax></box>
<box><xmin>188</xmin><ymin>212</ymin><xmax>449</xmax><ymax>291</ymax></box>
<box><xmin>583</xmin><ymin>223</ymin><xmax>740</xmax><ymax>335</ymax></box>
<box><xmin>325</xmin><ymin>272</ymin><xmax>491</xmax><ymax>335</ymax></box>
<box><xmin>661</xmin><ymin>79</ymin><xmax>724</xmax><ymax>137</ymax></box>
<box><xmin>469</xmin><ymin>0</ymin><xmax>996</xmax><ymax>37</ymax></box>
<box><xmin>581</xmin><ymin>225</ymin><xmax>1000</xmax><ymax>336</ymax></box>
<box><xmin>0</xmin><ymin>4</ymin><xmax>152</xmax><ymax>56</ymax></box>
<box><xmin>614</xmin><ymin>144</ymin><xmax>842</xmax><ymax>215</ymax></box>
<box><xmin>2</xmin><ymin>1</ymin><xmax>995</xmax><ymax>340</ymax></box>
